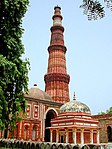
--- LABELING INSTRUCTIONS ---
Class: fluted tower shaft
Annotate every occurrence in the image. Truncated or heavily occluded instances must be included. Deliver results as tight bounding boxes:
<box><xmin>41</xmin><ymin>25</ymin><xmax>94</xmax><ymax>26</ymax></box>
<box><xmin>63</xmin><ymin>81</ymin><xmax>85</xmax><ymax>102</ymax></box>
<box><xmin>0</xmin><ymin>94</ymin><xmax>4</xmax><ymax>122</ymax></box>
<box><xmin>44</xmin><ymin>6</ymin><xmax>70</xmax><ymax>104</ymax></box>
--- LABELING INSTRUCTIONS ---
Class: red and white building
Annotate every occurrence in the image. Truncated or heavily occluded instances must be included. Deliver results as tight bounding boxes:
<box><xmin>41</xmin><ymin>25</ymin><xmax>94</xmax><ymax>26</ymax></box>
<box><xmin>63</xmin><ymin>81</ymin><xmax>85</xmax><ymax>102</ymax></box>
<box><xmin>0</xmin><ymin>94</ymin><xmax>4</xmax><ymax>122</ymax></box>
<box><xmin>14</xmin><ymin>84</ymin><xmax>62</xmax><ymax>142</ymax></box>
<box><xmin>48</xmin><ymin>96</ymin><xmax>99</xmax><ymax>144</ymax></box>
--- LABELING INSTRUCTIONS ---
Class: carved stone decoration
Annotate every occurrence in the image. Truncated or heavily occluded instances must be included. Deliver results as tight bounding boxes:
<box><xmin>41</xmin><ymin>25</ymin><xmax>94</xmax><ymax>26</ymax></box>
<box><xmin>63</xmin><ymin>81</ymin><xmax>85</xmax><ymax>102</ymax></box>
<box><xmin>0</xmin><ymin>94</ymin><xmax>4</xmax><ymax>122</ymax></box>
<box><xmin>44</xmin><ymin>6</ymin><xmax>70</xmax><ymax>104</ymax></box>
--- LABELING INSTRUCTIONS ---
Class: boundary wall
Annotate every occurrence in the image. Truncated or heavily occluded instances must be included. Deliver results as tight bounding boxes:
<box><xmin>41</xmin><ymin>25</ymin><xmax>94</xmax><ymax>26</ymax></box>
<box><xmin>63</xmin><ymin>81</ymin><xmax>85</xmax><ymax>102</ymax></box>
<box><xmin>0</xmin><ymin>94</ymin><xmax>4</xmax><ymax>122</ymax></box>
<box><xmin>0</xmin><ymin>139</ymin><xmax>112</xmax><ymax>149</ymax></box>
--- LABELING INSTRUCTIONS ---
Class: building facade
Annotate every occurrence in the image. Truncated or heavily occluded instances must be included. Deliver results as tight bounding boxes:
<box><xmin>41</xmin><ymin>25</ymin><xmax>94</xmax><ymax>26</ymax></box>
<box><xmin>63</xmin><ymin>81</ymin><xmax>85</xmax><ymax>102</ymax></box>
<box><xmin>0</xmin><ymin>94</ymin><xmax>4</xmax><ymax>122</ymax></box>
<box><xmin>13</xmin><ymin>84</ymin><xmax>62</xmax><ymax>142</ymax></box>
<box><xmin>92</xmin><ymin>114</ymin><xmax>112</xmax><ymax>143</ymax></box>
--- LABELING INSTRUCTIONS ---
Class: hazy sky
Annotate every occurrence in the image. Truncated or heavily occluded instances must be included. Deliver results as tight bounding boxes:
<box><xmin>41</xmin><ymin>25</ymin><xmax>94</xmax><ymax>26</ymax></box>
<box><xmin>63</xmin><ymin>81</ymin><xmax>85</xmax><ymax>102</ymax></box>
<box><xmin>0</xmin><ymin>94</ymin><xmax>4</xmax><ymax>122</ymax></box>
<box><xmin>22</xmin><ymin>0</ymin><xmax>112</xmax><ymax>114</ymax></box>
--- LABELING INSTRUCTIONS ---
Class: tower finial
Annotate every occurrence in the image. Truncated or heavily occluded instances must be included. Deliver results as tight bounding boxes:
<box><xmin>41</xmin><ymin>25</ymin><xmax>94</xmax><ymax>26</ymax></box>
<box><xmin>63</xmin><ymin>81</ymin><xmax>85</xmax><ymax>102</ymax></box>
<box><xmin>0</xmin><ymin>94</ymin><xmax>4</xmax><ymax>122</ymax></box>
<box><xmin>52</xmin><ymin>5</ymin><xmax>62</xmax><ymax>26</ymax></box>
<box><xmin>54</xmin><ymin>5</ymin><xmax>61</xmax><ymax>10</ymax></box>
<box><xmin>73</xmin><ymin>92</ymin><xmax>76</xmax><ymax>100</ymax></box>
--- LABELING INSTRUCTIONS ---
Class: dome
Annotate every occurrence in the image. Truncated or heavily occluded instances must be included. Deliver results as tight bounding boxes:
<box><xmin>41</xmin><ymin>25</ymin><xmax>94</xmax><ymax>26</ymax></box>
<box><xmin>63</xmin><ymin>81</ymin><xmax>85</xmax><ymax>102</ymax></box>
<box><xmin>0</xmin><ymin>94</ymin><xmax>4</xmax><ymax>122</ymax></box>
<box><xmin>60</xmin><ymin>100</ymin><xmax>91</xmax><ymax>114</ymax></box>
<box><xmin>24</xmin><ymin>84</ymin><xmax>52</xmax><ymax>100</ymax></box>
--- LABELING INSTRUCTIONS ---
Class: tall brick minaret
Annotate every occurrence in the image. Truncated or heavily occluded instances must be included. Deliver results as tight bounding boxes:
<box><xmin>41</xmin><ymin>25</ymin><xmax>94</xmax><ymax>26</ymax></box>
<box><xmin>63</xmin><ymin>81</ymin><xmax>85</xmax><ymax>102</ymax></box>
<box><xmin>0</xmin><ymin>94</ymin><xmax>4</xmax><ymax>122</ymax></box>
<box><xmin>44</xmin><ymin>6</ymin><xmax>70</xmax><ymax>104</ymax></box>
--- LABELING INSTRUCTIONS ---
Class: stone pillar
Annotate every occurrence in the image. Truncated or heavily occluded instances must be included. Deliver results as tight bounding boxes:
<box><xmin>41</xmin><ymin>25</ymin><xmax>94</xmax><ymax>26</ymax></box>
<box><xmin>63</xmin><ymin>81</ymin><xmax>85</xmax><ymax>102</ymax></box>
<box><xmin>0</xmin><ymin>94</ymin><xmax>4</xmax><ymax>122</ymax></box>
<box><xmin>90</xmin><ymin>130</ymin><xmax>93</xmax><ymax>144</ymax></box>
<box><xmin>38</xmin><ymin>124</ymin><xmax>41</xmax><ymax>141</ymax></box>
<box><xmin>50</xmin><ymin>130</ymin><xmax>53</xmax><ymax>142</ymax></box>
<box><xmin>73</xmin><ymin>129</ymin><xmax>76</xmax><ymax>144</ymax></box>
<box><xmin>29</xmin><ymin>123</ymin><xmax>32</xmax><ymax>140</ymax></box>
<box><xmin>81</xmin><ymin>129</ymin><xmax>84</xmax><ymax>144</ymax></box>
<box><xmin>97</xmin><ymin>130</ymin><xmax>100</xmax><ymax>144</ymax></box>
<box><xmin>56</xmin><ymin>129</ymin><xmax>59</xmax><ymax>143</ymax></box>
<box><xmin>66</xmin><ymin>130</ymin><xmax>68</xmax><ymax>143</ymax></box>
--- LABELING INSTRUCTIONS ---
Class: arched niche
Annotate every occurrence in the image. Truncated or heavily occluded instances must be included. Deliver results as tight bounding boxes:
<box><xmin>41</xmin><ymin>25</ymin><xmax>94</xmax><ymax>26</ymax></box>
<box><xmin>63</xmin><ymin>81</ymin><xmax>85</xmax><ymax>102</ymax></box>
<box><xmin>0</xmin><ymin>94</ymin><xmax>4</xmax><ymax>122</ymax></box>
<box><xmin>32</xmin><ymin>125</ymin><xmax>37</xmax><ymax>141</ymax></box>
<box><xmin>107</xmin><ymin>125</ymin><xmax>112</xmax><ymax>142</ymax></box>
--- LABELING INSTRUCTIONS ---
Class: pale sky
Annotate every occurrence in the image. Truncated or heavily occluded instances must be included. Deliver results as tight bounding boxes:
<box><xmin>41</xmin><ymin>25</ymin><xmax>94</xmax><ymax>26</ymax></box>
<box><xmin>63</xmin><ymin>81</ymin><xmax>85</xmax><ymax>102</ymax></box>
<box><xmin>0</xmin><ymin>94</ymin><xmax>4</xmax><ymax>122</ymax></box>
<box><xmin>22</xmin><ymin>0</ymin><xmax>112</xmax><ymax>114</ymax></box>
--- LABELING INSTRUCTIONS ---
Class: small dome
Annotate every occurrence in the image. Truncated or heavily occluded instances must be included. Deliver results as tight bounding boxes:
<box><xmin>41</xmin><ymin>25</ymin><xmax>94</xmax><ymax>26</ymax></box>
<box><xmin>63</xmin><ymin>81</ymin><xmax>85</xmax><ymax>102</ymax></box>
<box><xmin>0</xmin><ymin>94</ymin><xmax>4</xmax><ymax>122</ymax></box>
<box><xmin>24</xmin><ymin>84</ymin><xmax>52</xmax><ymax>100</ymax></box>
<box><xmin>60</xmin><ymin>100</ymin><xmax>91</xmax><ymax>114</ymax></box>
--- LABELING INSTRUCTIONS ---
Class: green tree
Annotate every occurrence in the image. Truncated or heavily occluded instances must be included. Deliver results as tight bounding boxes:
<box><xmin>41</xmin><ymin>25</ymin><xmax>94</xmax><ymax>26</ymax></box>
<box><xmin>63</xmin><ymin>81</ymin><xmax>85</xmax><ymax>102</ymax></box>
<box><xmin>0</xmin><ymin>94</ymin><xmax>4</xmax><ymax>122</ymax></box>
<box><xmin>0</xmin><ymin>0</ymin><xmax>29</xmax><ymax>138</ymax></box>
<box><xmin>106</xmin><ymin>107</ymin><xmax>112</xmax><ymax>114</ymax></box>
<box><xmin>98</xmin><ymin>107</ymin><xmax>112</xmax><ymax>114</ymax></box>
<box><xmin>80</xmin><ymin>0</ymin><xmax>112</xmax><ymax>20</ymax></box>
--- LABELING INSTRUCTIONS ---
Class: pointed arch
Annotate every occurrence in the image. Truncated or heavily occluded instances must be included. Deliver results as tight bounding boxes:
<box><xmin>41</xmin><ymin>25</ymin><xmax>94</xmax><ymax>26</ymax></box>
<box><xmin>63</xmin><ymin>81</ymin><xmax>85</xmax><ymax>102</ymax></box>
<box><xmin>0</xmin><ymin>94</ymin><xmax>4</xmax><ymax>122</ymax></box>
<box><xmin>44</xmin><ymin>108</ymin><xmax>58</xmax><ymax>119</ymax></box>
<box><xmin>44</xmin><ymin>108</ymin><xmax>58</xmax><ymax>142</ymax></box>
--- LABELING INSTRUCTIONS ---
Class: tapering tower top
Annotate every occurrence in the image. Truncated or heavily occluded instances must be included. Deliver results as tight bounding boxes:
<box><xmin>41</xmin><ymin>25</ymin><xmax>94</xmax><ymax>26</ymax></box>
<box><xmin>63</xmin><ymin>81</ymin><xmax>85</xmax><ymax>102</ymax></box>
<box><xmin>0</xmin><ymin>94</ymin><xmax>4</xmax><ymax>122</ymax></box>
<box><xmin>53</xmin><ymin>6</ymin><xmax>63</xmax><ymax>26</ymax></box>
<box><xmin>44</xmin><ymin>6</ymin><xmax>70</xmax><ymax>104</ymax></box>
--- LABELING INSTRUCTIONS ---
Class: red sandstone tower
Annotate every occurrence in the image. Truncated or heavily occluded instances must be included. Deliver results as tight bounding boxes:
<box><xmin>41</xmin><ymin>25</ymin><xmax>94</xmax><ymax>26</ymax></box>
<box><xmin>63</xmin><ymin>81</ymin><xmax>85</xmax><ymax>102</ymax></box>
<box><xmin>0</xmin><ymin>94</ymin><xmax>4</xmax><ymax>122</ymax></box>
<box><xmin>44</xmin><ymin>6</ymin><xmax>70</xmax><ymax>104</ymax></box>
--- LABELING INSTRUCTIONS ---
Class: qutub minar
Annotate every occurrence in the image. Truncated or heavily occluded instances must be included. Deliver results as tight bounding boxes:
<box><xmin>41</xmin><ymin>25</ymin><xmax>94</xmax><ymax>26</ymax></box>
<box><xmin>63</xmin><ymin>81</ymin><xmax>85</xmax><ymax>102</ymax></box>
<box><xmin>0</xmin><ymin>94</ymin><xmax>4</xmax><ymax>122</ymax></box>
<box><xmin>44</xmin><ymin>5</ymin><xmax>70</xmax><ymax>104</ymax></box>
<box><xmin>0</xmin><ymin>6</ymin><xmax>112</xmax><ymax>144</ymax></box>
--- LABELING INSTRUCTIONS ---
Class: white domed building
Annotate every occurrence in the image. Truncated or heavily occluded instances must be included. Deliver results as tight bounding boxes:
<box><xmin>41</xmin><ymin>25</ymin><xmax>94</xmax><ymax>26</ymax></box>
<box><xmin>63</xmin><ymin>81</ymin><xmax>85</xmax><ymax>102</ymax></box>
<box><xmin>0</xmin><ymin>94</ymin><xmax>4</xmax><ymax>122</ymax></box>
<box><xmin>48</xmin><ymin>94</ymin><xmax>100</xmax><ymax>144</ymax></box>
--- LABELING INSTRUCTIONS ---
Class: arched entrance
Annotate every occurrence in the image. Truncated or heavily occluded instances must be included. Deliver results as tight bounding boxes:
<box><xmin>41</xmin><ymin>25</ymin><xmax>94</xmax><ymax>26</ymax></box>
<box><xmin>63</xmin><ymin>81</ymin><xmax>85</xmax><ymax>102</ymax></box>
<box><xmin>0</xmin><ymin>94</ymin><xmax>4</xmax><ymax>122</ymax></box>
<box><xmin>45</xmin><ymin>109</ymin><xmax>57</xmax><ymax>142</ymax></box>
<box><xmin>107</xmin><ymin>126</ymin><xmax>112</xmax><ymax>142</ymax></box>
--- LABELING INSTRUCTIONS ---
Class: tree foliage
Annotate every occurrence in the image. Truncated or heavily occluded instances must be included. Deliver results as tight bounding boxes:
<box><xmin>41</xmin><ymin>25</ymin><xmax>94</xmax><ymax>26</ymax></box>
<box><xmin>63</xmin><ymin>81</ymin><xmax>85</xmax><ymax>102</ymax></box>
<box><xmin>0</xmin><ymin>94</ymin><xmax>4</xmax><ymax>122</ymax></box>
<box><xmin>98</xmin><ymin>107</ymin><xmax>112</xmax><ymax>114</ymax></box>
<box><xmin>80</xmin><ymin>0</ymin><xmax>112</xmax><ymax>20</ymax></box>
<box><xmin>0</xmin><ymin>0</ymin><xmax>29</xmax><ymax>137</ymax></box>
<box><xmin>106</xmin><ymin>107</ymin><xmax>112</xmax><ymax>114</ymax></box>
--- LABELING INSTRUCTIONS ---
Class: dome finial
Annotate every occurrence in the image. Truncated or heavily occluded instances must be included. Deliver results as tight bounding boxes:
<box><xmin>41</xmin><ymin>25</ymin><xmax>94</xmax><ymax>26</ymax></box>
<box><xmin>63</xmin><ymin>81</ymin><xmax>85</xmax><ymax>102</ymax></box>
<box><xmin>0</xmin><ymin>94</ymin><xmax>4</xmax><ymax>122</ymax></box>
<box><xmin>73</xmin><ymin>92</ymin><xmax>76</xmax><ymax>100</ymax></box>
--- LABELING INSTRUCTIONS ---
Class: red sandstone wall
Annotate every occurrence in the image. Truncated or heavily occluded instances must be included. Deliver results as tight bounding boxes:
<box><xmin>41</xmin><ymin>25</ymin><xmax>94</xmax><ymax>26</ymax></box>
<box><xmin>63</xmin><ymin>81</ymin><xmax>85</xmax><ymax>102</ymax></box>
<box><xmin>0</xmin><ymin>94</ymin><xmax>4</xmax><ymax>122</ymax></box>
<box><xmin>92</xmin><ymin>114</ymin><xmax>112</xmax><ymax>143</ymax></box>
